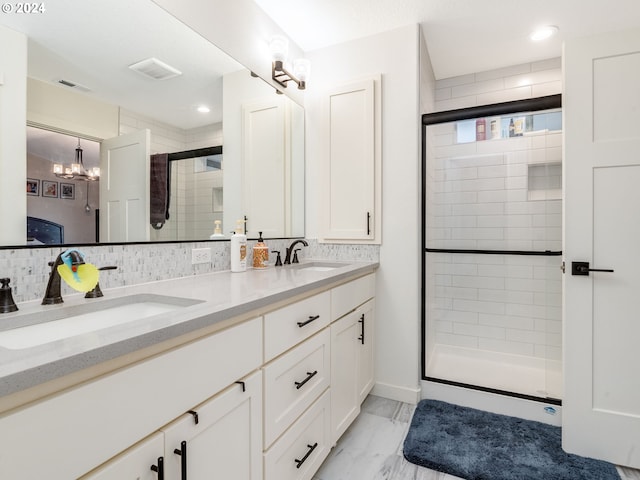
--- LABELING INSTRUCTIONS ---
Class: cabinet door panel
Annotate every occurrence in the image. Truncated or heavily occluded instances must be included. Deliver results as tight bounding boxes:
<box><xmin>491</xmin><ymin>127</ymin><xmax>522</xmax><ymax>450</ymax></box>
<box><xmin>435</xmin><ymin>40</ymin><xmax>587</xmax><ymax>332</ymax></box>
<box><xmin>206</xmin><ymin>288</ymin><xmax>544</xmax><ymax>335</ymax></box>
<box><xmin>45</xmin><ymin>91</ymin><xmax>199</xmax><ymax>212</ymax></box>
<box><xmin>331</xmin><ymin>273</ymin><xmax>375</xmax><ymax>320</ymax></box>
<box><xmin>80</xmin><ymin>433</ymin><xmax>164</xmax><ymax>480</ymax></box>
<box><xmin>330</xmin><ymin>311</ymin><xmax>360</xmax><ymax>444</ymax></box>
<box><xmin>357</xmin><ymin>299</ymin><xmax>375</xmax><ymax>403</ymax></box>
<box><xmin>162</xmin><ymin>370</ymin><xmax>262</xmax><ymax>480</ymax></box>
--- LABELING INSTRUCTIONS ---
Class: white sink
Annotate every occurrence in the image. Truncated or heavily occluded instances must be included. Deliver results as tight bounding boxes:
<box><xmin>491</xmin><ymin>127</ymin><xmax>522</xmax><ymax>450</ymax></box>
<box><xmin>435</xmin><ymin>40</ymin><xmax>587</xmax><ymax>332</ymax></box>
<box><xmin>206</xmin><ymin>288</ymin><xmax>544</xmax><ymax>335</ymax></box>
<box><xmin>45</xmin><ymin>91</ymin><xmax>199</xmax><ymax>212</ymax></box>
<box><xmin>293</xmin><ymin>262</ymin><xmax>347</xmax><ymax>272</ymax></box>
<box><xmin>0</xmin><ymin>294</ymin><xmax>202</xmax><ymax>350</ymax></box>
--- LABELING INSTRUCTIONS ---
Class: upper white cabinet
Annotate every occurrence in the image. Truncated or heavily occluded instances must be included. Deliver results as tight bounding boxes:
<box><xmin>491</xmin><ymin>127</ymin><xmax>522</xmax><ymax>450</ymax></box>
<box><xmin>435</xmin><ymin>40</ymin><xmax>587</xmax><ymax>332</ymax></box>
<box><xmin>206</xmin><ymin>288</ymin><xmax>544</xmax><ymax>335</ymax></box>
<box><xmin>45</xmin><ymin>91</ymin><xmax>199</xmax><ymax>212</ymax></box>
<box><xmin>321</xmin><ymin>76</ymin><xmax>381</xmax><ymax>243</ymax></box>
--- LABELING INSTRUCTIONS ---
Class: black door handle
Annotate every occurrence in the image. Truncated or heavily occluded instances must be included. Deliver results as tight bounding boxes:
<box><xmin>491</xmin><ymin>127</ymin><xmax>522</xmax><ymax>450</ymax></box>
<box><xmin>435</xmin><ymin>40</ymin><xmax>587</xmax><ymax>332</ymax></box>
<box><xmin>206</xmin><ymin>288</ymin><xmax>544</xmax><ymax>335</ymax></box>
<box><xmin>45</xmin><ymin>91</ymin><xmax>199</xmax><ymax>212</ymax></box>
<box><xmin>294</xmin><ymin>370</ymin><xmax>318</xmax><ymax>390</ymax></box>
<box><xmin>571</xmin><ymin>261</ymin><xmax>614</xmax><ymax>276</ymax></box>
<box><xmin>358</xmin><ymin>313</ymin><xmax>365</xmax><ymax>345</ymax></box>
<box><xmin>297</xmin><ymin>315</ymin><xmax>320</xmax><ymax>328</ymax></box>
<box><xmin>173</xmin><ymin>440</ymin><xmax>187</xmax><ymax>480</ymax></box>
<box><xmin>294</xmin><ymin>442</ymin><xmax>318</xmax><ymax>469</ymax></box>
<box><xmin>150</xmin><ymin>457</ymin><xmax>164</xmax><ymax>480</ymax></box>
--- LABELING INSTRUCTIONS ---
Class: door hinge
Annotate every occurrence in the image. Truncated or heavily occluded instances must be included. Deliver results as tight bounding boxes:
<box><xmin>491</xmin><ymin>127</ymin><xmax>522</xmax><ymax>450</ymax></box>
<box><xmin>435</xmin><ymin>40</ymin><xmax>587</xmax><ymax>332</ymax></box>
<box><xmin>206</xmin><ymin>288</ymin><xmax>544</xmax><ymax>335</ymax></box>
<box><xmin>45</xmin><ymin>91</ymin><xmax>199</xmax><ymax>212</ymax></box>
<box><xmin>561</xmin><ymin>261</ymin><xmax>565</xmax><ymax>273</ymax></box>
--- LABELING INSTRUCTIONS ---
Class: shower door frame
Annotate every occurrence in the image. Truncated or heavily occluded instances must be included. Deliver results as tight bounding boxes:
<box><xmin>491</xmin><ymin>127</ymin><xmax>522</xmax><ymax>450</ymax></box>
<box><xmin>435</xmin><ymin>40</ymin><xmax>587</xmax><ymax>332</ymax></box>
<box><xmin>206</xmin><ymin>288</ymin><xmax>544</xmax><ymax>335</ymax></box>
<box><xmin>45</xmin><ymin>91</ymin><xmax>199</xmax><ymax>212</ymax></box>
<box><xmin>420</xmin><ymin>94</ymin><xmax>563</xmax><ymax>405</ymax></box>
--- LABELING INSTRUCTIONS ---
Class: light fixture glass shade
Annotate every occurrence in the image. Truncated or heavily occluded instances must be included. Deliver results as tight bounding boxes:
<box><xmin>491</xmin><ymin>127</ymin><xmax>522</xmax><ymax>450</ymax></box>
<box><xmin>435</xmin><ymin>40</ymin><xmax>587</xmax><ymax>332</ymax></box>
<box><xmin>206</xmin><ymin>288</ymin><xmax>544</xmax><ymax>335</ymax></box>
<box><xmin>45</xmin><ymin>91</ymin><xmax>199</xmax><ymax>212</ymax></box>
<box><xmin>71</xmin><ymin>163</ymin><xmax>82</xmax><ymax>174</ymax></box>
<box><xmin>530</xmin><ymin>25</ymin><xmax>558</xmax><ymax>41</ymax></box>
<box><xmin>293</xmin><ymin>59</ymin><xmax>311</xmax><ymax>82</ymax></box>
<box><xmin>53</xmin><ymin>163</ymin><xmax>63</xmax><ymax>175</ymax></box>
<box><xmin>270</xmin><ymin>35</ymin><xmax>289</xmax><ymax>63</ymax></box>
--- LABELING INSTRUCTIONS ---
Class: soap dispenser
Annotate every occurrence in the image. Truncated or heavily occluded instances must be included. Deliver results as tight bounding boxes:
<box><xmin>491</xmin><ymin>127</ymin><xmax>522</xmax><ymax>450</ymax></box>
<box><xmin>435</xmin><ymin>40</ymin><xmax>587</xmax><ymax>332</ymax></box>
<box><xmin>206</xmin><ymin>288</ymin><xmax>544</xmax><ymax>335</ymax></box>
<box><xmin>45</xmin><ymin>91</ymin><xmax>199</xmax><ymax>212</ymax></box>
<box><xmin>230</xmin><ymin>220</ymin><xmax>247</xmax><ymax>272</ymax></box>
<box><xmin>252</xmin><ymin>232</ymin><xmax>269</xmax><ymax>269</ymax></box>
<box><xmin>210</xmin><ymin>220</ymin><xmax>225</xmax><ymax>239</ymax></box>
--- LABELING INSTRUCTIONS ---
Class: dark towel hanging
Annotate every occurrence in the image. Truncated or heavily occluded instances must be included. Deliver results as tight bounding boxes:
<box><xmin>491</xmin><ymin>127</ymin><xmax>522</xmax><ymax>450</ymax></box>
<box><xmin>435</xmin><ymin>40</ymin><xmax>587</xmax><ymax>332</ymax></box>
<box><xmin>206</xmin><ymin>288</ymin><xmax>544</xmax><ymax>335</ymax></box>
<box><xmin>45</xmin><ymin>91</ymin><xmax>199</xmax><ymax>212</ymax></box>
<box><xmin>150</xmin><ymin>153</ymin><xmax>170</xmax><ymax>229</ymax></box>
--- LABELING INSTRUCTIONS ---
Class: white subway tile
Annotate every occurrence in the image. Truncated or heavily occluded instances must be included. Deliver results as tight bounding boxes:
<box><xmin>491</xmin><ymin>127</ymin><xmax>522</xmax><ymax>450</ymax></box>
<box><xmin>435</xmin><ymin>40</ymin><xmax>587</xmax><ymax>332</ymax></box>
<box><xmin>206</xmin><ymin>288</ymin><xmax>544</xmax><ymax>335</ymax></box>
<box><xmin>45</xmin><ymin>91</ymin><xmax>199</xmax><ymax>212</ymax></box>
<box><xmin>452</xmin><ymin>78</ymin><xmax>505</xmax><ymax>98</ymax></box>
<box><xmin>479</xmin><ymin>313</ymin><xmax>535</xmax><ymax>330</ymax></box>
<box><xmin>453</xmin><ymin>275</ymin><xmax>505</xmax><ymax>290</ymax></box>
<box><xmin>477</xmin><ymin>165</ymin><xmax>508</xmax><ymax>178</ymax></box>
<box><xmin>436</xmin><ymin>73</ymin><xmax>477</xmax><ymax>88</ymax></box>
<box><xmin>506</xmin><ymin>176</ymin><xmax>528</xmax><ymax>190</ymax></box>
<box><xmin>432</xmin><ymin>309</ymin><xmax>479</xmax><ymax>324</ymax></box>
<box><xmin>435</xmin><ymin>95</ymin><xmax>478</xmax><ymax>111</ymax></box>
<box><xmin>435</xmin><ymin>87</ymin><xmax>452</xmax><ymax>101</ymax></box>
<box><xmin>477</xmin><ymin>264</ymin><xmax>507</xmax><ymax>277</ymax></box>
<box><xmin>531</xmin><ymin>58</ymin><xmax>561</xmax><ymax>72</ymax></box>
<box><xmin>454</xmin><ymin>323</ymin><xmax>506</xmax><ymax>340</ymax></box>
<box><xmin>532</xmin><ymin>81</ymin><xmax>562</xmax><ymax>97</ymax></box>
<box><xmin>506</xmin><ymin>329</ymin><xmax>546</xmax><ymax>345</ymax></box>
<box><xmin>477</xmin><ymin>85</ymin><xmax>532</xmax><ymax>105</ymax></box>
<box><xmin>506</xmin><ymin>303</ymin><xmax>549</xmax><ymax>319</ymax></box>
<box><xmin>451</xmin><ymin>203</ymin><xmax>505</xmax><ymax>216</ymax></box>
<box><xmin>478</xmin><ymin>190</ymin><xmax>508</xmax><ymax>203</ymax></box>
<box><xmin>475</xmin><ymin>63</ymin><xmax>531</xmax><ymax>81</ymax></box>
<box><xmin>436</xmin><ymin>332</ymin><xmax>479</xmax><ymax>348</ymax></box>
<box><xmin>452</xmin><ymin>227</ymin><xmax>504</xmax><ymax>240</ymax></box>
<box><xmin>453</xmin><ymin>299</ymin><xmax>506</xmax><ymax>315</ymax></box>
<box><xmin>478</xmin><ymin>338</ymin><xmax>534</xmax><ymax>356</ymax></box>
<box><xmin>435</xmin><ymin>320</ymin><xmax>453</xmax><ymax>333</ymax></box>
<box><xmin>504</xmin><ymin>69</ymin><xmax>562</xmax><ymax>90</ymax></box>
<box><xmin>478</xmin><ymin>288</ymin><xmax>534</xmax><ymax>305</ymax></box>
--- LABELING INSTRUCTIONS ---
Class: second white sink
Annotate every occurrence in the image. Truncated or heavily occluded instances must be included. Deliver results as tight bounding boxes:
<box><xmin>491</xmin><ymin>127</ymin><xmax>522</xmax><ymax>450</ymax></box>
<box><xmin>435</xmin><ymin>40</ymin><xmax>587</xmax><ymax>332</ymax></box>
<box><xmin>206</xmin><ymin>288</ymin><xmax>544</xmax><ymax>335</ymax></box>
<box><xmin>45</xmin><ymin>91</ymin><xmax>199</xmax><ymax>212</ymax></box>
<box><xmin>0</xmin><ymin>294</ymin><xmax>202</xmax><ymax>350</ymax></box>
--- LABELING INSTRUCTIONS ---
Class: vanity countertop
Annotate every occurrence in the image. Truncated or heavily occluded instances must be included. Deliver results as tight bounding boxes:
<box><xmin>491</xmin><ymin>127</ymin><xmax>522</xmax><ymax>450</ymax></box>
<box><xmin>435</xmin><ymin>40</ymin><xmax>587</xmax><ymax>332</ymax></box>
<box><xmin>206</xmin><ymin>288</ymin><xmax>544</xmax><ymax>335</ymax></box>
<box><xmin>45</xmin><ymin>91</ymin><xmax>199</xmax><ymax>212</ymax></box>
<box><xmin>0</xmin><ymin>260</ymin><xmax>377</xmax><ymax>400</ymax></box>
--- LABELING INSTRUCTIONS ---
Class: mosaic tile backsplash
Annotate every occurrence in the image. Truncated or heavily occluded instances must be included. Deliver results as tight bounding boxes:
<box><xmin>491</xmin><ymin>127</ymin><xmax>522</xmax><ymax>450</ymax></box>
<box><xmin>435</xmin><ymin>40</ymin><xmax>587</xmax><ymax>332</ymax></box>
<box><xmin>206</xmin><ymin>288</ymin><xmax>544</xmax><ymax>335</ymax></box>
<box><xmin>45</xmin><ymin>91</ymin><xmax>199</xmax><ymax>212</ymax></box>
<box><xmin>0</xmin><ymin>239</ymin><xmax>379</xmax><ymax>304</ymax></box>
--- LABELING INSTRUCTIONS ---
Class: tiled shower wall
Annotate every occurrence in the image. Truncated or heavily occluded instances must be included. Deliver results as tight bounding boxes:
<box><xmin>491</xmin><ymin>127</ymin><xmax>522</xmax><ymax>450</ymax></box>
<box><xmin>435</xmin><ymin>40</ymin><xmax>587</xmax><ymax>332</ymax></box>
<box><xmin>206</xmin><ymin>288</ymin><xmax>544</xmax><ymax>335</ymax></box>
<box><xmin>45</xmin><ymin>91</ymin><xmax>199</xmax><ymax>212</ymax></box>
<box><xmin>425</xmin><ymin>58</ymin><xmax>563</xmax><ymax>364</ymax></box>
<box><xmin>1</xmin><ymin>240</ymin><xmax>379</xmax><ymax>304</ymax></box>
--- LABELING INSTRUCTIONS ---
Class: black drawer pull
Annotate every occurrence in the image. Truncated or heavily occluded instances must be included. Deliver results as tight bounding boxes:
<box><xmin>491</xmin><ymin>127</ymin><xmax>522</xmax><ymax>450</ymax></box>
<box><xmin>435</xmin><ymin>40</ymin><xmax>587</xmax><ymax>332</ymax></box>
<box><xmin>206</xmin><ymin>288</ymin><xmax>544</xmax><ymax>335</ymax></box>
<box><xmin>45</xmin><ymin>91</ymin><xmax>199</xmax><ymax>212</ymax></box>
<box><xmin>294</xmin><ymin>442</ymin><xmax>318</xmax><ymax>469</ymax></box>
<box><xmin>297</xmin><ymin>315</ymin><xmax>320</xmax><ymax>328</ymax></box>
<box><xmin>150</xmin><ymin>457</ymin><xmax>164</xmax><ymax>479</ymax></box>
<box><xmin>173</xmin><ymin>441</ymin><xmax>187</xmax><ymax>480</ymax></box>
<box><xmin>187</xmin><ymin>410</ymin><xmax>199</xmax><ymax>425</ymax></box>
<box><xmin>294</xmin><ymin>370</ymin><xmax>318</xmax><ymax>390</ymax></box>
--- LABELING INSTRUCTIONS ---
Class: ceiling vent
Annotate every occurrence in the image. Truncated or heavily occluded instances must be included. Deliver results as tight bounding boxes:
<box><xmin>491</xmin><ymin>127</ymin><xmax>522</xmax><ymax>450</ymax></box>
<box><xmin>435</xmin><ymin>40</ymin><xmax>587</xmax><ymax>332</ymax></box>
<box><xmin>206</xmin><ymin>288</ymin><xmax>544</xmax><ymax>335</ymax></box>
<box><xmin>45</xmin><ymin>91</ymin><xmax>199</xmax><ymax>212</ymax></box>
<box><xmin>56</xmin><ymin>79</ymin><xmax>91</xmax><ymax>92</ymax></box>
<box><xmin>128</xmin><ymin>57</ymin><xmax>182</xmax><ymax>80</ymax></box>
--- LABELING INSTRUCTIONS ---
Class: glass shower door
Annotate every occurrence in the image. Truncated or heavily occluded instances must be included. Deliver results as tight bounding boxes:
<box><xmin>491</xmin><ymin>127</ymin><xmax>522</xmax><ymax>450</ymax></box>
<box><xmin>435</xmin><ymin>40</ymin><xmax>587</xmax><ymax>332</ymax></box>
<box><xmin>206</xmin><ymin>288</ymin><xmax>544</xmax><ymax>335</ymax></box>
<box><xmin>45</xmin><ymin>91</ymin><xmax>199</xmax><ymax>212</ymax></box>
<box><xmin>422</xmin><ymin>102</ymin><xmax>563</xmax><ymax>401</ymax></box>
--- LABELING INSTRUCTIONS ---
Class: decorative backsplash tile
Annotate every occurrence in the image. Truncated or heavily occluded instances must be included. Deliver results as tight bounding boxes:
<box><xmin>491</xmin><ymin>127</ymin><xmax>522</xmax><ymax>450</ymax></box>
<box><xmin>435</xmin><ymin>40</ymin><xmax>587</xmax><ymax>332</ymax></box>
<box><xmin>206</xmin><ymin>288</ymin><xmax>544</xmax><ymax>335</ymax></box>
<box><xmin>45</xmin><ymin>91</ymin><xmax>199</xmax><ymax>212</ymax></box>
<box><xmin>0</xmin><ymin>239</ymin><xmax>379</xmax><ymax>304</ymax></box>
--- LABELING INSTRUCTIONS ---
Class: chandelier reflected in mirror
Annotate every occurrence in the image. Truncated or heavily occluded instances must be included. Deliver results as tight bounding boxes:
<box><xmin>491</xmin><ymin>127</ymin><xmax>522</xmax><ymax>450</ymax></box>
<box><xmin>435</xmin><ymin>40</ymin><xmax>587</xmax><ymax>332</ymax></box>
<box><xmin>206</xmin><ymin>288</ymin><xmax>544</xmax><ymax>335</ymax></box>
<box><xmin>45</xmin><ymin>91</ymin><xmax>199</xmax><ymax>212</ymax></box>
<box><xmin>53</xmin><ymin>138</ymin><xmax>100</xmax><ymax>181</ymax></box>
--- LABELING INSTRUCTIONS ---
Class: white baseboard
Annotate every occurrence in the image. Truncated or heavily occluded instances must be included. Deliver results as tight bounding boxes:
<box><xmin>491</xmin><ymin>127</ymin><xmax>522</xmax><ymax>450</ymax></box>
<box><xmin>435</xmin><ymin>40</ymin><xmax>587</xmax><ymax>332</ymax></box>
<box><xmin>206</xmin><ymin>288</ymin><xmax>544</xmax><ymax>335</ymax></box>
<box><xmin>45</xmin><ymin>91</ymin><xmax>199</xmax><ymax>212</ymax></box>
<box><xmin>421</xmin><ymin>379</ymin><xmax>562</xmax><ymax>426</ymax></box>
<box><xmin>371</xmin><ymin>381</ymin><xmax>421</xmax><ymax>405</ymax></box>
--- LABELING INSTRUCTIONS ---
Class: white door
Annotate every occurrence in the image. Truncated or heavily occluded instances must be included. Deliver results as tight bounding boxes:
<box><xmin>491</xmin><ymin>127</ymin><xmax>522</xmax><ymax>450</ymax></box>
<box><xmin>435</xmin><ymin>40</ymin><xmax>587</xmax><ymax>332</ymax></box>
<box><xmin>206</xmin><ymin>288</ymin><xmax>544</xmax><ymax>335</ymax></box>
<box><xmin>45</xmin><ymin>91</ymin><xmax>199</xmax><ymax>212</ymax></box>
<box><xmin>242</xmin><ymin>98</ymin><xmax>285</xmax><ymax>237</ymax></box>
<box><xmin>100</xmin><ymin>129</ymin><xmax>150</xmax><ymax>242</ymax></box>
<box><xmin>563</xmin><ymin>28</ymin><xmax>640</xmax><ymax>468</ymax></box>
<box><xmin>162</xmin><ymin>371</ymin><xmax>262</xmax><ymax>480</ymax></box>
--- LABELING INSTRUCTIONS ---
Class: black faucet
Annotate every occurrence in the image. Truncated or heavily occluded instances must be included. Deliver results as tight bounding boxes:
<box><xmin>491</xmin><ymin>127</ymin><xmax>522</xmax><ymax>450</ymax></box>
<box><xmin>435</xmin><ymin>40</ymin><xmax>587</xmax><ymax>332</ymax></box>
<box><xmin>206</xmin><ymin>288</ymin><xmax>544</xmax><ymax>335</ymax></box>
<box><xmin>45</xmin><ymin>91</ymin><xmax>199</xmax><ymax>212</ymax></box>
<box><xmin>283</xmin><ymin>239</ymin><xmax>309</xmax><ymax>265</ymax></box>
<box><xmin>0</xmin><ymin>278</ymin><xmax>18</xmax><ymax>313</ymax></box>
<box><xmin>42</xmin><ymin>250</ymin><xmax>86</xmax><ymax>305</ymax></box>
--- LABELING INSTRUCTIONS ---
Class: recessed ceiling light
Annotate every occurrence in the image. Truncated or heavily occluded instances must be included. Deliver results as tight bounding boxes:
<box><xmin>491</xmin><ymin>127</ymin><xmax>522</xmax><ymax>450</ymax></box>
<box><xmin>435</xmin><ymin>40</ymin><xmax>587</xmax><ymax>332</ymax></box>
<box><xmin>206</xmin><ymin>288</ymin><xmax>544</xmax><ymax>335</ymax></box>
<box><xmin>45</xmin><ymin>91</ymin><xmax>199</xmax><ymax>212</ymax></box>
<box><xmin>530</xmin><ymin>25</ymin><xmax>559</xmax><ymax>42</ymax></box>
<box><xmin>197</xmin><ymin>105</ymin><xmax>210</xmax><ymax>113</ymax></box>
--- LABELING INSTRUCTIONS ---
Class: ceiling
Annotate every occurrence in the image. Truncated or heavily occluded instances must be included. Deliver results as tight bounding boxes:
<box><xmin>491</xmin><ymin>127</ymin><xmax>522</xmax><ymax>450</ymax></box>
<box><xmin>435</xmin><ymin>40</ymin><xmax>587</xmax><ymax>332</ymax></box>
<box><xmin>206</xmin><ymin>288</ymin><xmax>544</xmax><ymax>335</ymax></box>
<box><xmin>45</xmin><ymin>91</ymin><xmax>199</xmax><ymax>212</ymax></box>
<box><xmin>1</xmin><ymin>0</ymin><xmax>243</xmax><ymax>130</ymax></box>
<box><xmin>252</xmin><ymin>0</ymin><xmax>640</xmax><ymax>79</ymax></box>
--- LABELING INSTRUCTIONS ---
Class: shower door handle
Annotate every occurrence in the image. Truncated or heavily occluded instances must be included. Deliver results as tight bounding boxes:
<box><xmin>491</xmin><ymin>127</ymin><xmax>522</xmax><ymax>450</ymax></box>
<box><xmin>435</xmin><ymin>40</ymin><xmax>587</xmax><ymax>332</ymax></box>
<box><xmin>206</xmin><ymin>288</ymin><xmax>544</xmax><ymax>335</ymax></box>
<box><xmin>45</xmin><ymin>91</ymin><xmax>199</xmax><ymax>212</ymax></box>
<box><xmin>571</xmin><ymin>261</ymin><xmax>614</xmax><ymax>276</ymax></box>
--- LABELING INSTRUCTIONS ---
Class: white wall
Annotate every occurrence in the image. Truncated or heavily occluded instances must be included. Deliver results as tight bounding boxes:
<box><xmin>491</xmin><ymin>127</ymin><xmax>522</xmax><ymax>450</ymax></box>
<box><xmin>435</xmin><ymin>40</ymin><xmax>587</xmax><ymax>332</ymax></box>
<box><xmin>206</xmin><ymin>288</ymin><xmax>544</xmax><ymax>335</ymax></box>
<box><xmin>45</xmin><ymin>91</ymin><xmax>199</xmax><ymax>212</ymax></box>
<box><xmin>0</xmin><ymin>25</ymin><xmax>27</xmax><ymax>245</ymax></box>
<box><xmin>307</xmin><ymin>24</ymin><xmax>424</xmax><ymax>403</ymax></box>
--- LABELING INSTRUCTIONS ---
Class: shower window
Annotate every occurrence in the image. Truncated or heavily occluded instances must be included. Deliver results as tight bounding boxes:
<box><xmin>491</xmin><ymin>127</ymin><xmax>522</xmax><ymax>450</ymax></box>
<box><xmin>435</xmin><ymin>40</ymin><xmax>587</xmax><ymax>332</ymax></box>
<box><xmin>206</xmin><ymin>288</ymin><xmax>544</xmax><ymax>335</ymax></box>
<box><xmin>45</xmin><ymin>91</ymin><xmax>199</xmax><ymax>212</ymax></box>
<box><xmin>422</xmin><ymin>95</ymin><xmax>563</xmax><ymax>403</ymax></box>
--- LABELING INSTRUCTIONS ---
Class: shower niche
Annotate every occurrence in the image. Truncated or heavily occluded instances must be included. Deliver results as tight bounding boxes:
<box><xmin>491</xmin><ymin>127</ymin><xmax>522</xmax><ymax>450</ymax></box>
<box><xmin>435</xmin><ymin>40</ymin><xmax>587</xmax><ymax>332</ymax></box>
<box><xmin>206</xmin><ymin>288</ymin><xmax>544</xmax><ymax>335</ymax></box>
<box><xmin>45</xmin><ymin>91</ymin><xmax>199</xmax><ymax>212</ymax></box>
<box><xmin>422</xmin><ymin>95</ymin><xmax>563</xmax><ymax>403</ymax></box>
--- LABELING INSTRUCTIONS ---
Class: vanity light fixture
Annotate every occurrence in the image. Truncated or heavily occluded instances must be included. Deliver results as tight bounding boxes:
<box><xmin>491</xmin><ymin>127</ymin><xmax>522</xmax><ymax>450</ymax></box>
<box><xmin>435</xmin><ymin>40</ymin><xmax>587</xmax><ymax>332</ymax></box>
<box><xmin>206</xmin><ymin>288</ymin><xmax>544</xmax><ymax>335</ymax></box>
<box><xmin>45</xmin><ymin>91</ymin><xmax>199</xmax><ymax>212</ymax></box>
<box><xmin>53</xmin><ymin>138</ymin><xmax>100</xmax><ymax>182</ymax></box>
<box><xmin>270</xmin><ymin>35</ymin><xmax>310</xmax><ymax>90</ymax></box>
<box><xmin>197</xmin><ymin>105</ymin><xmax>210</xmax><ymax>113</ymax></box>
<box><xmin>530</xmin><ymin>25</ymin><xmax>559</xmax><ymax>42</ymax></box>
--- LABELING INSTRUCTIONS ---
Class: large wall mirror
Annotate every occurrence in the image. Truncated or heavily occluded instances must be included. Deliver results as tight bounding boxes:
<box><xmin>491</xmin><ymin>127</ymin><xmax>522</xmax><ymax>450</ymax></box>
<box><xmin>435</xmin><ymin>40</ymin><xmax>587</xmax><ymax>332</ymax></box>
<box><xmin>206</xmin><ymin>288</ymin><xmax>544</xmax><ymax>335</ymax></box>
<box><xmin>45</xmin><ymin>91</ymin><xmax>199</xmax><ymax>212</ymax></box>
<box><xmin>0</xmin><ymin>0</ymin><xmax>305</xmax><ymax>248</ymax></box>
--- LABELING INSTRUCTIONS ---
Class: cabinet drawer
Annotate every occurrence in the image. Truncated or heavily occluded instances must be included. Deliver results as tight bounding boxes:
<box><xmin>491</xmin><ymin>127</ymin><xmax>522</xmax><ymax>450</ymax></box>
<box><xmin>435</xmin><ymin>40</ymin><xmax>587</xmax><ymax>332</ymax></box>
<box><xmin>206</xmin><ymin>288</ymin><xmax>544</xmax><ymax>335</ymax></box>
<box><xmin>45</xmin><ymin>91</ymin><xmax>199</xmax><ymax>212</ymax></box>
<box><xmin>0</xmin><ymin>317</ymin><xmax>262</xmax><ymax>480</ymax></box>
<box><xmin>331</xmin><ymin>274</ymin><xmax>375</xmax><ymax>320</ymax></box>
<box><xmin>264</xmin><ymin>291</ymin><xmax>330</xmax><ymax>362</ymax></box>
<box><xmin>264</xmin><ymin>390</ymin><xmax>331</xmax><ymax>480</ymax></box>
<box><xmin>263</xmin><ymin>329</ymin><xmax>330</xmax><ymax>448</ymax></box>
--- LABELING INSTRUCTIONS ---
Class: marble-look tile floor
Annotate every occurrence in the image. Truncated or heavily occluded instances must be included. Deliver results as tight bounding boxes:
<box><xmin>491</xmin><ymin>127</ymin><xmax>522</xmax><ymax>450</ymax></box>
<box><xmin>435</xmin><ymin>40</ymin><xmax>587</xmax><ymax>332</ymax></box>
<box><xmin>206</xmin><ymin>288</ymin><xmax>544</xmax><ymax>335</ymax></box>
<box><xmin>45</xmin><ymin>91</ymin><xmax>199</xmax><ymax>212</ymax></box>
<box><xmin>313</xmin><ymin>395</ymin><xmax>640</xmax><ymax>480</ymax></box>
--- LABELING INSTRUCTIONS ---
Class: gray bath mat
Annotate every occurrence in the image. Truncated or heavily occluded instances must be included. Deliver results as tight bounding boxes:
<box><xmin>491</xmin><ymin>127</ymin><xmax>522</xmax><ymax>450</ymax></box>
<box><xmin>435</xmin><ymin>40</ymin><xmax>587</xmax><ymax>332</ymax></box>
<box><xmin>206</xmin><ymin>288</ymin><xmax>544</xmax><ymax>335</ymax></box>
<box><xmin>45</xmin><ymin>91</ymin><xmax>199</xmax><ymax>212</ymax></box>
<box><xmin>403</xmin><ymin>399</ymin><xmax>620</xmax><ymax>480</ymax></box>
